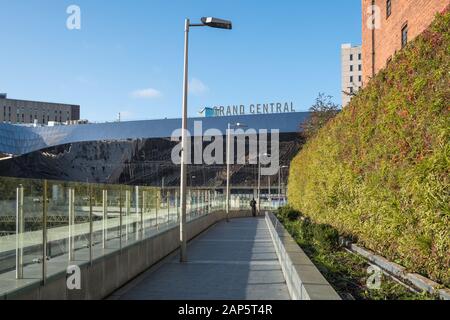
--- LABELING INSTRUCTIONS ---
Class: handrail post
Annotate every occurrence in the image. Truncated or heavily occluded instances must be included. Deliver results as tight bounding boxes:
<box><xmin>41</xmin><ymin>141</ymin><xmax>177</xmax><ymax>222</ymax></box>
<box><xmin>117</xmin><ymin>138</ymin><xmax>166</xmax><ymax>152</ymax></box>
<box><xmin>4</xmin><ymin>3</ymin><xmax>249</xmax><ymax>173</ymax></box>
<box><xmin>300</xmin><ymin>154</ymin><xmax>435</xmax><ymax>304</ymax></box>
<box><xmin>207</xmin><ymin>190</ymin><xmax>209</xmax><ymax>213</ymax></box>
<box><xmin>102</xmin><ymin>189</ymin><xmax>108</xmax><ymax>248</ymax></box>
<box><xmin>89</xmin><ymin>185</ymin><xmax>93</xmax><ymax>265</ymax></box>
<box><xmin>175</xmin><ymin>190</ymin><xmax>179</xmax><ymax>223</ymax></box>
<box><xmin>119</xmin><ymin>186</ymin><xmax>123</xmax><ymax>251</ymax></box>
<box><xmin>16</xmin><ymin>185</ymin><xmax>24</xmax><ymax>279</ymax></box>
<box><xmin>119</xmin><ymin>187</ymin><xmax>123</xmax><ymax>250</ymax></box>
<box><xmin>68</xmin><ymin>188</ymin><xmax>75</xmax><ymax>261</ymax></box>
<box><xmin>42</xmin><ymin>180</ymin><xmax>48</xmax><ymax>284</ymax></box>
<box><xmin>140</xmin><ymin>190</ymin><xmax>145</xmax><ymax>239</ymax></box>
<box><xmin>125</xmin><ymin>189</ymin><xmax>130</xmax><ymax>242</ymax></box>
<box><xmin>187</xmin><ymin>189</ymin><xmax>190</xmax><ymax>221</ymax></box>
<box><xmin>135</xmin><ymin>186</ymin><xmax>139</xmax><ymax>241</ymax></box>
<box><xmin>155</xmin><ymin>190</ymin><xmax>159</xmax><ymax>230</ymax></box>
<box><xmin>167</xmin><ymin>191</ymin><xmax>170</xmax><ymax>226</ymax></box>
<box><xmin>203</xmin><ymin>190</ymin><xmax>209</xmax><ymax>215</ymax></box>
<box><xmin>197</xmin><ymin>190</ymin><xmax>200</xmax><ymax>216</ymax></box>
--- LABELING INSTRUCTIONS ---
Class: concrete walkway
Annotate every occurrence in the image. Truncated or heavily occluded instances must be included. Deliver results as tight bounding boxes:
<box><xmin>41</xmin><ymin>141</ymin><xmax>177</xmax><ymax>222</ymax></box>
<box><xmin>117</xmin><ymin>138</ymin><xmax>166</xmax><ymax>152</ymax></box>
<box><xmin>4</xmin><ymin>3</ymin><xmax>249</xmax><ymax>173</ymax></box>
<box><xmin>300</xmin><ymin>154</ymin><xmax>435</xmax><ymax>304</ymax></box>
<box><xmin>109</xmin><ymin>217</ymin><xmax>290</xmax><ymax>300</ymax></box>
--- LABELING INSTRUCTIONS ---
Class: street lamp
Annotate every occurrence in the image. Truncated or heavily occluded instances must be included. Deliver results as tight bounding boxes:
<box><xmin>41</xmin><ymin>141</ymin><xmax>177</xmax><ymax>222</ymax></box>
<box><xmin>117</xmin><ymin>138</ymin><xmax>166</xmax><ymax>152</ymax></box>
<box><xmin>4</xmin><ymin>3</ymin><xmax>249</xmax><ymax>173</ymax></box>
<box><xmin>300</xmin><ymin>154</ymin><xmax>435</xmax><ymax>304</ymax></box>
<box><xmin>179</xmin><ymin>17</ymin><xmax>232</xmax><ymax>263</ymax></box>
<box><xmin>226</xmin><ymin>122</ymin><xmax>247</xmax><ymax>222</ymax></box>
<box><xmin>278</xmin><ymin>165</ymin><xmax>288</xmax><ymax>207</ymax></box>
<box><xmin>257</xmin><ymin>153</ymin><xmax>270</xmax><ymax>215</ymax></box>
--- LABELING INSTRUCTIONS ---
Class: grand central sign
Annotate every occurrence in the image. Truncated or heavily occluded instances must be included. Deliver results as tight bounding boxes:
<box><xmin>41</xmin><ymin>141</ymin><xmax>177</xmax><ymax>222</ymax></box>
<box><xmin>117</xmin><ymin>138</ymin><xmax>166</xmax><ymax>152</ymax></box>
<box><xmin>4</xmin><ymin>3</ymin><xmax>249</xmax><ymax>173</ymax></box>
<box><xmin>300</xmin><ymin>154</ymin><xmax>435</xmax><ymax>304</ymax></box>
<box><xmin>210</xmin><ymin>102</ymin><xmax>296</xmax><ymax>117</ymax></box>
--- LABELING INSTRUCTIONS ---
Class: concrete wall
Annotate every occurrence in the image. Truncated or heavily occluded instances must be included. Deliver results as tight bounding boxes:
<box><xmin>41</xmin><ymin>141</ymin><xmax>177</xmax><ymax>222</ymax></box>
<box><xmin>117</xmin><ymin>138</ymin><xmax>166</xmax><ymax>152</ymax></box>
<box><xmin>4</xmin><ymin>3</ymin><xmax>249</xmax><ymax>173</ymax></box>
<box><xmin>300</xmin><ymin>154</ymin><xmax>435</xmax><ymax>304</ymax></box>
<box><xmin>4</xmin><ymin>210</ymin><xmax>253</xmax><ymax>300</ymax></box>
<box><xmin>265</xmin><ymin>213</ymin><xmax>341</xmax><ymax>300</ymax></box>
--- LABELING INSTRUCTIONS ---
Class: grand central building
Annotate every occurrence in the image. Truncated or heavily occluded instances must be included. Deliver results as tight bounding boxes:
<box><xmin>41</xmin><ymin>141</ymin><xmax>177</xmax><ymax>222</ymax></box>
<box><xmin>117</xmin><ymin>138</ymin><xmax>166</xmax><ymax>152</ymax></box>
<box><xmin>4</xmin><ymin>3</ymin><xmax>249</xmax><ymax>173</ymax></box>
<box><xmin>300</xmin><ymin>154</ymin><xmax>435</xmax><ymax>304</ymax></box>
<box><xmin>0</xmin><ymin>112</ymin><xmax>309</xmax><ymax>188</ymax></box>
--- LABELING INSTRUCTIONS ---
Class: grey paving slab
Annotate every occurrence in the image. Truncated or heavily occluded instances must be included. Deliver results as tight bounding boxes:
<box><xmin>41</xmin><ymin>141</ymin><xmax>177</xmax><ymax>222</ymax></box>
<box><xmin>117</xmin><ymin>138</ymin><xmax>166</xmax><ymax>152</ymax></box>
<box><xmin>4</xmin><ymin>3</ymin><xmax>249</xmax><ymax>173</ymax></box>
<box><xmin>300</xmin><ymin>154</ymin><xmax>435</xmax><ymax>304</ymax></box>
<box><xmin>110</xmin><ymin>217</ymin><xmax>291</xmax><ymax>300</ymax></box>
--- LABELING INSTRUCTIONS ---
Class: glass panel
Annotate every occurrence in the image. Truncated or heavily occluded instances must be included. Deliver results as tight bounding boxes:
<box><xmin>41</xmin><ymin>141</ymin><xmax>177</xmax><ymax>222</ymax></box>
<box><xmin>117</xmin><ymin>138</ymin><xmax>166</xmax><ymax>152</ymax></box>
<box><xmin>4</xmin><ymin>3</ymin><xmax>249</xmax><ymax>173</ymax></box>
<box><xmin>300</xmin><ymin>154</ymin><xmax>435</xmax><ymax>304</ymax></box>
<box><xmin>0</xmin><ymin>177</ymin><xmax>20</xmax><ymax>277</ymax></box>
<box><xmin>106</xmin><ymin>184</ymin><xmax>121</xmax><ymax>250</ymax></box>
<box><xmin>71</xmin><ymin>182</ymin><xmax>90</xmax><ymax>262</ymax></box>
<box><xmin>90</xmin><ymin>184</ymin><xmax>105</xmax><ymax>258</ymax></box>
<box><xmin>22</xmin><ymin>179</ymin><xmax>44</xmax><ymax>279</ymax></box>
<box><xmin>121</xmin><ymin>185</ymin><xmax>133</xmax><ymax>246</ymax></box>
<box><xmin>46</xmin><ymin>180</ymin><xmax>71</xmax><ymax>277</ymax></box>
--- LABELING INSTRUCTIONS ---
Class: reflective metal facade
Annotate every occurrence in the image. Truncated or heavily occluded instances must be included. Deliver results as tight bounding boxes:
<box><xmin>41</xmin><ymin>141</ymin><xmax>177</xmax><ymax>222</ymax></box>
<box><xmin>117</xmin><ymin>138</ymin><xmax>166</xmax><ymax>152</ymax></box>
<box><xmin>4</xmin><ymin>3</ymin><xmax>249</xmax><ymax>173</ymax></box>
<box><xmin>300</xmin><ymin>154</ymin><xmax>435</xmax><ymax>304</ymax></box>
<box><xmin>0</xmin><ymin>112</ymin><xmax>309</xmax><ymax>156</ymax></box>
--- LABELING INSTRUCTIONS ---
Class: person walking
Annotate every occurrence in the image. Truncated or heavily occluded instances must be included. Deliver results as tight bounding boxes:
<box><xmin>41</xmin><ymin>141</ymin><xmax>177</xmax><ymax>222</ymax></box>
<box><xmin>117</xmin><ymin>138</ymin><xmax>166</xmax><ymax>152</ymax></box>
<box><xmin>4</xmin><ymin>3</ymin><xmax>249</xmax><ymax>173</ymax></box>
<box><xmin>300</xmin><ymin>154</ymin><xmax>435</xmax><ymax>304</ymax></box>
<box><xmin>250</xmin><ymin>198</ymin><xmax>257</xmax><ymax>217</ymax></box>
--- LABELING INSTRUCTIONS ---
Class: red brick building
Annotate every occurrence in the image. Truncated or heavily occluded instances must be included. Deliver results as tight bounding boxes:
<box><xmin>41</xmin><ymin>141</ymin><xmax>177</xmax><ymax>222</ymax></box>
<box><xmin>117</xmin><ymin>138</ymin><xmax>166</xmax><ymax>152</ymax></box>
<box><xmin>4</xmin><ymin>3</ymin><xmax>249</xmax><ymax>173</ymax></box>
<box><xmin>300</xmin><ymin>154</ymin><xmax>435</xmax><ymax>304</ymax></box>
<box><xmin>362</xmin><ymin>0</ymin><xmax>449</xmax><ymax>85</ymax></box>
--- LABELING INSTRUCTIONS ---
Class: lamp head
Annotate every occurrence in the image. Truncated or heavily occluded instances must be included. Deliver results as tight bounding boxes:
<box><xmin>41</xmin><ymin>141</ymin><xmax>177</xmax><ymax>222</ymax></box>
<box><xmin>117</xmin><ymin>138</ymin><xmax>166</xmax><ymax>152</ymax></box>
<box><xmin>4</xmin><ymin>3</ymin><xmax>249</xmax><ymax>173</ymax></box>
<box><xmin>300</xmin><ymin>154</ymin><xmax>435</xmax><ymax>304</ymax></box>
<box><xmin>201</xmin><ymin>17</ymin><xmax>233</xmax><ymax>30</ymax></box>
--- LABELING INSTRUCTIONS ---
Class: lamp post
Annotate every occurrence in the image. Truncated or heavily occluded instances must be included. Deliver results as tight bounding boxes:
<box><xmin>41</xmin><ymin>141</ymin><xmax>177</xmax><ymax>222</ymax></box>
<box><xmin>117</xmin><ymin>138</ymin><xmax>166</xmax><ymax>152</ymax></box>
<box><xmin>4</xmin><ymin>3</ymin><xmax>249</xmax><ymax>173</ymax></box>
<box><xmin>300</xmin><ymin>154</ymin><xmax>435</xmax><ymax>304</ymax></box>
<box><xmin>278</xmin><ymin>165</ymin><xmax>288</xmax><ymax>207</ymax></box>
<box><xmin>179</xmin><ymin>17</ymin><xmax>232</xmax><ymax>263</ymax></box>
<box><xmin>257</xmin><ymin>153</ymin><xmax>270</xmax><ymax>215</ymax></box>
<box><xmin>226</xmin><ymin>122</ymin><xmax>247</xmax><ymax>222</ymax></box>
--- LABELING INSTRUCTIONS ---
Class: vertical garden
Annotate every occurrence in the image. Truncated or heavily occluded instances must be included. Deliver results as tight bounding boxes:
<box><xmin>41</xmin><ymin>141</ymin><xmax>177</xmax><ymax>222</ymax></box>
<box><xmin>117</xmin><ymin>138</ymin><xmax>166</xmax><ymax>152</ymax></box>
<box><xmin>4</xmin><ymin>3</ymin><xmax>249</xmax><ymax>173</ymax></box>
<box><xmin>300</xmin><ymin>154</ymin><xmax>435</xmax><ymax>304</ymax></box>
<box><xmin>288</xmin><ymin>11</ymin><xmax>449</xmax><ymax>286</ymax></box>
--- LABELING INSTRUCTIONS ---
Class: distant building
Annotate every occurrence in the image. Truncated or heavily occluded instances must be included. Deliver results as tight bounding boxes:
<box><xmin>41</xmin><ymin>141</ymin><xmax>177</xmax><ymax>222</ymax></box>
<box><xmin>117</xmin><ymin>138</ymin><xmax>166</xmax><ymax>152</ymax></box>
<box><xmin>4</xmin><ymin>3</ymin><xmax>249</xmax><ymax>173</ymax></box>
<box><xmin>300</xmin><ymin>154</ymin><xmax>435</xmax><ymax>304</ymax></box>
<box><xmin>341</xmin><ymin>44</ymin><xmax>363</xmax><ymax>106</ymax></box>
<box><xmin>362</xmin><ymin>0</ymin><xmax>448</xmax><ymax>85</ymax></box>
<box><xmin>0</xmin><ymin>94</ymin><xmax>80</xmax><ymax>125</ymax></box>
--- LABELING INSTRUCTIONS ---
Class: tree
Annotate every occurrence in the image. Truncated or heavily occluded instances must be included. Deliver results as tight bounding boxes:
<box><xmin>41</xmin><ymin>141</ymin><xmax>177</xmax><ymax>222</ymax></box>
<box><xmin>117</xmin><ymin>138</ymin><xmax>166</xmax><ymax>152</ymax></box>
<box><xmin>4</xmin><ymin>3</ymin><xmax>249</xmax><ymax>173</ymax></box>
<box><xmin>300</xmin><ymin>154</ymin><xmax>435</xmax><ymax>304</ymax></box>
<box><xmin>301</xmin><ymin>93</ymin><xmax>341</xmax><ymax>139</ymax></box>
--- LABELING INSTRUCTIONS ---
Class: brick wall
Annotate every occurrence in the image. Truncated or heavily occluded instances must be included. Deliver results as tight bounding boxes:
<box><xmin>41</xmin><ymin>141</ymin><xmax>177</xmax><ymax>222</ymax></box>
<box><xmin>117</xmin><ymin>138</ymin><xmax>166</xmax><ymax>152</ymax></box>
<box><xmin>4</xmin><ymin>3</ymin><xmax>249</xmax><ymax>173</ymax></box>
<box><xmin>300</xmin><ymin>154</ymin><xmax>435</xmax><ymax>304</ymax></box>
<box><xmin>362</xmin><ymin>0</ymin><xmax>449</xmax><ymax>85</ymax></box>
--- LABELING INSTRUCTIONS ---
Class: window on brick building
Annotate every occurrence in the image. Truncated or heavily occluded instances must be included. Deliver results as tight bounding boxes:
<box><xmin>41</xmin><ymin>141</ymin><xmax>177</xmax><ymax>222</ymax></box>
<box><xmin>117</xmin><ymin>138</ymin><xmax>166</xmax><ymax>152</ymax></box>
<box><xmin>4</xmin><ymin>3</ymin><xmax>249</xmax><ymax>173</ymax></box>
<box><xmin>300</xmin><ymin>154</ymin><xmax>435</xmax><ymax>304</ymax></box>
<box><xmin>350</xmin><ymin>54</ymin><xmax>353</xmax><ymax>61</ymax></box>
<box><xmin>350</xmin><ymin>76</ymin><xmax>353</xmax><ymax>83</ymax></box>
<box><xmin>401</xmin><ymin>24</ymin><xmax>408</xmax><ymax>48</ymax></box>
<box><xmin>358</xmin><ymin>64</ymin><xmax>362</xmax><ymax>71</ymax></box>
<box><xmin>386</xmin><ymin>0</ymin><xmax>392</xmax><ymax>18</ymax></box>
<box><xmin>350</xmin><ymin>65</ymin><xmax>353</xmax><ymax>72</ymax></box>
<box><xmin>358</xmin><ymin>53</ymin><xmax>361</xmax><ymax>60</ymax></box>
<box><xmin>358</xmin><ymin>75</ymin><xmax>362</xmax><ymax>82</ymax></box>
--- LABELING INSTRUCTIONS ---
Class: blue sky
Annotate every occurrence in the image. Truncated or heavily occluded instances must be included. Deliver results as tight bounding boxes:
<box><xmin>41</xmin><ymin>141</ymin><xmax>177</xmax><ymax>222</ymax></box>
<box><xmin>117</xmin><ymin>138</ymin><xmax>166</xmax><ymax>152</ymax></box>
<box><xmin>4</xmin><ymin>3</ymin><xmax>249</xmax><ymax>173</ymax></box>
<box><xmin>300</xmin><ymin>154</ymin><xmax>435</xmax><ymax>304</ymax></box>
<box><xmin>0</xmin><ymin>0</ymin><xmax>361</xmax><ymax>122</ymax></box>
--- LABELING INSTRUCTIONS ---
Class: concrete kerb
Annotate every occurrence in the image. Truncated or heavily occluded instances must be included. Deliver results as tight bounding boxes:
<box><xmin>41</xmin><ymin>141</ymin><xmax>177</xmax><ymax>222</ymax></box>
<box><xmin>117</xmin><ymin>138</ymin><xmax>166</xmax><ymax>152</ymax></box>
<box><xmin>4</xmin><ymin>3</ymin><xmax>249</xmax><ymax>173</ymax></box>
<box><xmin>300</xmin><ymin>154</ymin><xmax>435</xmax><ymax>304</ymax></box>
<box><xmin>265</xmin><ymin>212</ymin><xmax>341</xmax><ymax>300</ymax></box>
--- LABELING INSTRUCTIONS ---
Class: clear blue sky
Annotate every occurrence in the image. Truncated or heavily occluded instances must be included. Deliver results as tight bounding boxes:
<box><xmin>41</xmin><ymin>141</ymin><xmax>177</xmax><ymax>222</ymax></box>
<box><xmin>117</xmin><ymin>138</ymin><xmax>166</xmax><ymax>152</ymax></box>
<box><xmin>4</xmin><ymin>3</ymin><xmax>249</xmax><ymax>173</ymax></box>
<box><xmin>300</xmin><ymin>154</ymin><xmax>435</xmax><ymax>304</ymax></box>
<box><xmin>0</xmin><ymin>0</ymin><xmax>361</xmax><ymax>122</ymax></box>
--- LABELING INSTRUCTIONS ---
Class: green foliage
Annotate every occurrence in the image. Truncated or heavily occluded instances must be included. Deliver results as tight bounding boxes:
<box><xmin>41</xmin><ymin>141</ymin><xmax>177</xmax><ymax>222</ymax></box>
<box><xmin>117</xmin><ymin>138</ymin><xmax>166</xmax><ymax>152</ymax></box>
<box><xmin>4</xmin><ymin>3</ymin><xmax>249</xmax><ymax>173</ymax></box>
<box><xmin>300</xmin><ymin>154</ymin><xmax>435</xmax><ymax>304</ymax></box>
<box><xmin>276</xmin><ymin>208</ymin><xmax>339</xmax><ymax>252</ymax></box>
<box><xmin>301</xmin><ymin>93</ymin><xmax>341</xmax><ymax>139</ymax></box>
<box><xmin>288</xmin><ymin>11</ymin><xmax>450</xmax><ymax>287</ymax></box>
<box><xmin>276</xmin><ymin>207</ymin><xmax>437</xmax><ymax>300</ymax></box>
<box><xmin>312</xmin><ymin>224</ymin><xmax>340</xmax><ymax>252</ymax></box>
<box><xmin>277</xmin><ymin>205</ymin><xmax>301</xmax><ymax>221</ymax></box>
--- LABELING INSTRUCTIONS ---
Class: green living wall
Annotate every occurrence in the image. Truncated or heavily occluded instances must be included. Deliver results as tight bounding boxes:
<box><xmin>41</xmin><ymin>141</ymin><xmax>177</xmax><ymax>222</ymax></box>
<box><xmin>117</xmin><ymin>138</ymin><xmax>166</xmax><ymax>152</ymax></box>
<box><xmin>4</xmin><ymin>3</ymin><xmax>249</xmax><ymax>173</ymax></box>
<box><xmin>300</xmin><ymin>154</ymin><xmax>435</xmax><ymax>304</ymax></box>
<box><xmin>288</xmin><ymin>10</ymin><xmax>449</xmax><ymax>286</ymax></box>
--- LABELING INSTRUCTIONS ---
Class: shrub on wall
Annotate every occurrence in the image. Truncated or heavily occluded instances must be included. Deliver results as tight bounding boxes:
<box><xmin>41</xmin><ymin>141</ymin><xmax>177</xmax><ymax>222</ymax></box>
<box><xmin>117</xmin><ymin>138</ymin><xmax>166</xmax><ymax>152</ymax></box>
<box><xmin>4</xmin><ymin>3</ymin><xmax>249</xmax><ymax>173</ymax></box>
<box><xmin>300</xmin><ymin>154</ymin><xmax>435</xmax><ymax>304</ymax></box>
<box><xmin>288</xmin><ymin>11</ymin><xmax>449</xmax><ymax>286</ymax></box>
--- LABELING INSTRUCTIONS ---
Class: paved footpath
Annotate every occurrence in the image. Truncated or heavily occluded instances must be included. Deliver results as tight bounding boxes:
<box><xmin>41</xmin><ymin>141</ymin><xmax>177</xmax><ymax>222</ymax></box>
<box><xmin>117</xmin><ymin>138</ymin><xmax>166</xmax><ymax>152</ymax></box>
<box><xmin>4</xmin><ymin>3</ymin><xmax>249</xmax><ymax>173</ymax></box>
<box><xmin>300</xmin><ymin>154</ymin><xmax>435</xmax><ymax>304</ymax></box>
<box><xmin>109</xmin><ymin>217</ymin><xmax>291</xmax><ymax>300</ymax></box>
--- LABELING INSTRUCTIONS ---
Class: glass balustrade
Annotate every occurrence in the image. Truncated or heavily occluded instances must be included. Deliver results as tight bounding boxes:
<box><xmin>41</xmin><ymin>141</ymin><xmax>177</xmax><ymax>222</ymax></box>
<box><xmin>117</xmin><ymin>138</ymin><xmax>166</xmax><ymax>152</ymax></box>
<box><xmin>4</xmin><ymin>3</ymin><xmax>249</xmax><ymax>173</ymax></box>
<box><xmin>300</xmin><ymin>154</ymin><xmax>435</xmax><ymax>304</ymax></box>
<box><xmin>0</xmin><ymin>176</ymin><xmax>286</xmax><ymax>285</ymax></box>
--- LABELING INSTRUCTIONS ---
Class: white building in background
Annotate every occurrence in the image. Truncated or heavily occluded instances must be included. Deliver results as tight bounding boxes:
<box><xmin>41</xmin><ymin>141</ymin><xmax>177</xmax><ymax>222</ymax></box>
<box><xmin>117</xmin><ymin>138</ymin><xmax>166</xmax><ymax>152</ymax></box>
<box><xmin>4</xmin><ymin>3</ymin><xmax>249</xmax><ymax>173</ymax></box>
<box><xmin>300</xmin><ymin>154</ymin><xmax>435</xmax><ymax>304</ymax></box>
<box><xmin>341</xmin><ymin>44</ymin><xmax>363</xmax><ymax>107</ymax></box>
